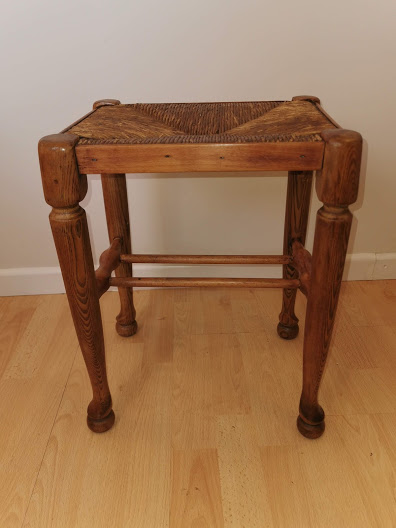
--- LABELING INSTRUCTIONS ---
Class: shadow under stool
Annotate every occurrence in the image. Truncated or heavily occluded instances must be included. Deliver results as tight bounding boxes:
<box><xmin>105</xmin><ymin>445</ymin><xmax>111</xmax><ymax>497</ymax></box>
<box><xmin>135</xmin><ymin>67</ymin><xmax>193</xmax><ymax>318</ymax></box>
<box><xmin>38</xmin><ymin>96</ymin><xmax>362</xmax><ymax>439</ymax></box>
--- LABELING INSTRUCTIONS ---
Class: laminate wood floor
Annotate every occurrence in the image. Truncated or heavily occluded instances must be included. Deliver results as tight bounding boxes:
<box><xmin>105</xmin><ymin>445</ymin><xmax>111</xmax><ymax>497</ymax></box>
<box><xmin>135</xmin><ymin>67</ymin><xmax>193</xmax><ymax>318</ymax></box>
<box><xmin>0</xmin><ymin>281</ymin><xmax>395</xmax><ymax>527</ymax></box>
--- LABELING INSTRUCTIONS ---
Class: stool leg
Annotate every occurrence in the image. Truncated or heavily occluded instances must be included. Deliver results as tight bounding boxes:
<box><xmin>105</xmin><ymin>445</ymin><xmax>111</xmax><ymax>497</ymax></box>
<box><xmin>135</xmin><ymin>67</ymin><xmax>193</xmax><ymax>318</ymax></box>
<box><xmin>39</xmin><ymin>134</ymin><xmax>114</xmax><ymax>433</ymax></box>
<box><xmin>101</xmin><ymin>174</ymin><xmax>137</xmax><ymax>337</ymax></box>
<box><xmin>297</xmin><ymin>129</ymin><xmax>362</xmax><ymax>439</ymax></box>
<box><xmin>278</xmin><ymin>171</ymin><xmax>313</xmax><ymax>339</ymax></box>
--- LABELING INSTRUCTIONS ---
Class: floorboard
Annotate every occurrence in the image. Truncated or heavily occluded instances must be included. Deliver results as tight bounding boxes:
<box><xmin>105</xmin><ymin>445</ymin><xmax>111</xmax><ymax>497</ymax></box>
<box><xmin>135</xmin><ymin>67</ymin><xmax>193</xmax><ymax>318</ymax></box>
<box><xmin>0</xmin><ymin>281</ymin><xmax>395</xmax><ymax>527</ymax></box>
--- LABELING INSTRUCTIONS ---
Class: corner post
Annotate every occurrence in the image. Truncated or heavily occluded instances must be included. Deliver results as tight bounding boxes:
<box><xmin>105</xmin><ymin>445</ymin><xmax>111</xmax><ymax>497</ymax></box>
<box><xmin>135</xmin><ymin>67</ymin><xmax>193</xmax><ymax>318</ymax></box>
<box><xmin>298</xmin><ymin>129</ymin><xmax>362</xmax><ymax>438</ymax></box>
<box><xmin>38</xmin><ymin>133</ymin><xmax>115</xmax><ymax>433</ymax></box>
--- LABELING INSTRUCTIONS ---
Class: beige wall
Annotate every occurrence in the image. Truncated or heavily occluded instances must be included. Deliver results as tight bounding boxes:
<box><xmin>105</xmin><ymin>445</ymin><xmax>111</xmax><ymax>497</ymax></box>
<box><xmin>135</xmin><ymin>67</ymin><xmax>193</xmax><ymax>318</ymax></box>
<box><xmin>1</xmin><ymin>0</ymin><xmax>396</xmax><ymax>293</ymax></box>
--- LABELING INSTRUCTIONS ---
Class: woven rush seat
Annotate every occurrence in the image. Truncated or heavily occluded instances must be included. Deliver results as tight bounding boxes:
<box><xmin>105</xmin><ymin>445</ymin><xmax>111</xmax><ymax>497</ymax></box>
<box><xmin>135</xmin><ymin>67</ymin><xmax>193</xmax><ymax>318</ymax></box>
<box><xmin>69</xmin><ymin>100</ymin><xmax>336</xmax><ymax>145</ymax></box>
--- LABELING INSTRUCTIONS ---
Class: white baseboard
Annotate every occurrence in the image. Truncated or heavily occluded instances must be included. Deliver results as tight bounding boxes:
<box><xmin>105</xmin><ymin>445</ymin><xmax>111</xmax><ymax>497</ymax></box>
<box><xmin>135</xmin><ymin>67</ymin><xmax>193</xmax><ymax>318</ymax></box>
<box><xmin>0</xmin><ymin>267</ymin><xmax>67</xmax><ymax>296</ymax></box>
<box><xmin>373</xmin><ymin>253</ymin><xmax>396</xmax><ymax>280</ymax></box>
<box><xmin>342</xmin><ymin>253</ymin><xmax>376</xmax><ymax>281</ymax></box>
<box><xmin>1</xmin><ymin>253</ymin><xmax>395</xmax><ymax>296</ymax></box>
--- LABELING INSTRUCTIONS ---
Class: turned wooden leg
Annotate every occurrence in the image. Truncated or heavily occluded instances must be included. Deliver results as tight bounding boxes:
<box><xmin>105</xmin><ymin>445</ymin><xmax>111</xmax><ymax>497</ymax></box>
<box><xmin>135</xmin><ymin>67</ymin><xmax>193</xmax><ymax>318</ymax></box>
<box><xmin>278</xmin><ymin>171</ymin><xmax>313</xmax><ymax>339</ymax></box>
<box><xmin>39</xmin><ymin>133</ymin><xmax>115</xmax><ymax>433</ymax></box>
<box><xmin>297</xmin><ymin>129</ymin><xmax>362</xmax><ymax>439</ymax></box>
<box><xmin>94</xmin><ymin>94</ymin><xmax>137</xmax><ymax>337</ymax></box>
<box><xmin>101</xmin><ymin>173</ymin><xmax>137</xmax><ymax>337</ymax></box>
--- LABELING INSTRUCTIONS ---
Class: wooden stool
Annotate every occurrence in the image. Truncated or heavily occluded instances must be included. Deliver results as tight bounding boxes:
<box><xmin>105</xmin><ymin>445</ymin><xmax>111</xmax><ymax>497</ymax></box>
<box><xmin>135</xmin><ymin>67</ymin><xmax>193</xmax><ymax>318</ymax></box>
<box><xmin>38</xmin><ymin>96</ymin><xmax>362</xmax><ymax>439</ymax></box>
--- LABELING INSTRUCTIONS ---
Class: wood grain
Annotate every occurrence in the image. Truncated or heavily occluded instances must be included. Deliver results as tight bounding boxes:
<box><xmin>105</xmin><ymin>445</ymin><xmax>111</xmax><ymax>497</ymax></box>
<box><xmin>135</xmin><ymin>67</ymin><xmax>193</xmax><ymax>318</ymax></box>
<box><xmin>316</xmin><ymin>129</ymin><xmax>362</xmax><ymax>206</ymax></box>
<box><xmin>75</xmin><ymin>141</ymin><xmax>324</xmax><ymax>173</ymax></box>
<box><xmin>109</xmin><ymin>276</ymin><xmax>300</xmax><ymax>288</ymax></box>
<box><xmin>298</xmin><ymin>129</ymin><xmax>362</xmax><ymax>438</ymax></box>
<box><xmin>38</xmin><ymin>134</ymin><xmax>83</xmax><ymax>207</ymax></box>
<box><xmin>1</xmin><ymin>283</ymin><xmax>396</xmax><ymax>527</ymax></box>
<box><xmin>299</xmin><ymin>205</ymin><xmax>352</xmax><ymax>437</ymax></box>
<box><xmin>291</xmin><ymin>240</ymin><xmax>312</xmax><ymax>296</ymax></box>
<box><xmin>292</xmin><ymin>95</ymin><xmax>321</xmax><ymax>103</ymax></box>
<box><xmin>92</xmin><ymin>99</ymin><xmax>121</xmax><ymax>109</ymax></box>
<box><xmin>278</xmin><ymin>170</ymin><xmax>313</xmax><ymax>339</ymax></box>
<box><xmin>170</xmin><ymin>449</ymin><xmax>224</xmax><ymax>527</ymax></box>
<box><xmin>23</xmin><ymin>316</ymin><xmax>172</xmax><ymax>527</ymax></box>
<box><xmin>120</xmin><ymin>253</ymin><xmax>290</xmax><ymax>265</ymax></box>
<box><xmin>260</xmin><ymin>445</ymin><xmax>312</xmax><ymax>526</ymax></box>
<box><xmin>171</xmin><ymin>334</ymin><xmax>216</xmax><ymax>449</ymax></box>
<box><xmin>95</xmin><ymin>237</ymin><xmax>122</xmax><ymax>298</ymax></box>
<box><xmin>0</xmin><ymin>295</ymin><xmax>40</xmax><ymax>380</ymax></box>
<box><xmin>141</xmin><ymin>289</ymin><xmax>175</xmax><ymax>365</ymax></box>
<box><xmin>39</xmin><ymin>133</ymin><xmax>114</xmax><ymax>433</ymax></box>
<box><xmin>216</xmin><ymin>415</ymin><xmax>272</xmax><ymax>527</ymax></box>
<box><xmin>101</xmin><ymin>173</ymin><xmax>137</xmax><ymax>337</ymax></box>
<box><xmin>39</xmin><ymin>105</ymin><xmax>362</xmax><ymax>461</ymax></box>
<box><xmin>49</xmin><ymin>206</ymin><xmax>114</xmax><ymax>432</ymax></box>
<box><xmin>297</xmin><ymin>415</ymin><xmax>396</xmax><ymax>526</ymax></box>
<box><xmin>0</xmin><ymin>296</ymin><xmax>78</xmax><ymax>528</ymax></box>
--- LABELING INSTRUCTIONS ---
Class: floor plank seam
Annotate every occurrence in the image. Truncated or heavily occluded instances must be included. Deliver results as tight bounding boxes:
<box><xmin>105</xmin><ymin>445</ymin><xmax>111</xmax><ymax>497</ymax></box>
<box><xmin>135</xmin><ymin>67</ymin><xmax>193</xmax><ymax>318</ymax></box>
<box><xmin>327</xmin><ymin>411</ymin><xmax>396</xmax><ymax>417</ymax></box>
<box><xmin>20</xmin><ymin>344</ymin><xmax>79</xmax><ymax>528</ymax></box>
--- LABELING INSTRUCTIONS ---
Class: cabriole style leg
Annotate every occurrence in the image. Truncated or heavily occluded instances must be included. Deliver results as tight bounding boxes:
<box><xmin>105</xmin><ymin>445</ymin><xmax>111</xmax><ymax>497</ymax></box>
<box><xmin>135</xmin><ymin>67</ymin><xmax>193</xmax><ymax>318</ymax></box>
<box><xmin>39</xmin><ymin>134</ymin><xmax>115</xmax><ymax>433</ymax></box>
<box><xmin>278</xmin><ymin>171</ymin><xmax>313</xmax><ymax>339</ymax></box>
<box><xmin>297</xmin><ymin>129</ymin><xmax>362</xmax><ymax>439</ymax></box>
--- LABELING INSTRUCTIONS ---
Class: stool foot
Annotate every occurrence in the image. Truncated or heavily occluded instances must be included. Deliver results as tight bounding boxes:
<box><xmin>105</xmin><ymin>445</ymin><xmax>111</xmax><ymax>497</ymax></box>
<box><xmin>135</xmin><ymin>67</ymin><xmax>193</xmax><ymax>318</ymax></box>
<box><xmin>116</xmin><ymin>319</ymin><xmax>138</xmax><ymax>337</ymax></box>
<box><xmin>277</xmin><ymin>322</ymin><xmax>299</xmax><ymax>340</ymax></box>
<box><xmin>297</xmin><ymin>415</ymin><xmax>325</xmax><ymax>439</ymax></box>
<box><xmin>87</xmin><ymin>410</ymin><xmax>115</xmax><ymax>433</ymax></box>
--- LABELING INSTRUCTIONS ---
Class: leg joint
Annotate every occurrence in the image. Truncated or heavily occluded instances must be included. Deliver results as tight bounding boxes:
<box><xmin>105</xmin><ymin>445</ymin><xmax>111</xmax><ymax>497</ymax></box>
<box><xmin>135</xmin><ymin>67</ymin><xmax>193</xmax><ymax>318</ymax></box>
<box><xmin>95</xmin><ymin>238</ymin><xmax>122</xmax><ymax>297</ymax></box>
<box><xmin>291</xmin><ymin>241</ymin><xmax>311</xmax><ymax>296</ymax></box>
